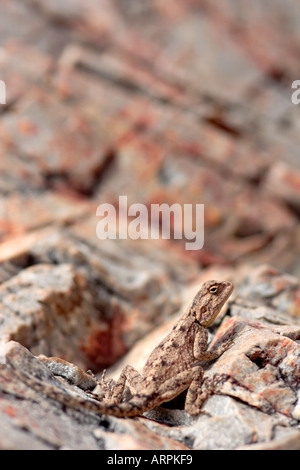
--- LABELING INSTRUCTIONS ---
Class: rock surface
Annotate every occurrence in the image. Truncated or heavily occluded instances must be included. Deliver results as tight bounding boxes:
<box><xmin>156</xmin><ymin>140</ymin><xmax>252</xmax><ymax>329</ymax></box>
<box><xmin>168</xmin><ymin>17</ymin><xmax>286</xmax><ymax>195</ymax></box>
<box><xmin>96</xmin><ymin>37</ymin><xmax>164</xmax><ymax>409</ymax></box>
<box><xmin>0</xmin><ymin>0</ymin><xmax>300</xmax><ymax>275</ymax></box>
<box><xmin>1</xmin><ymin>267</ymin><xmax>300</xmax><ymax>450</ymax></box>
<box><xmin>0</xmin><ymin>227</ymin><xmax>197</xmax><ymax>370</ymax></box>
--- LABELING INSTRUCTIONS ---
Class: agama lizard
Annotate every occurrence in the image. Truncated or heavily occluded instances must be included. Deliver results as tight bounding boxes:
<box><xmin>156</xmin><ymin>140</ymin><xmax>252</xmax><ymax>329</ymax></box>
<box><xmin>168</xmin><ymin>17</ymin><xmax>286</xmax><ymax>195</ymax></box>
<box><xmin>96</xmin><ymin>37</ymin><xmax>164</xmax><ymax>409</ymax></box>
<box><xmin>8</xmin><ymin>280</ymin><xmax>234</xmax><ymax>417</ymax></box>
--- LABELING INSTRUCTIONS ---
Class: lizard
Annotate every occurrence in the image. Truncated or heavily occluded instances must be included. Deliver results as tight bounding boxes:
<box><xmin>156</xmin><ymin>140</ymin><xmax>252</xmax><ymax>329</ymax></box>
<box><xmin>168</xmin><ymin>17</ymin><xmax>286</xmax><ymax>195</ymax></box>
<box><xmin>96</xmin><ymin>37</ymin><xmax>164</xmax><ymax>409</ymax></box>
<box><xmin>7</xmin><ymin>279</ymin><xmax>234</xmax><ymax>417</ymax></box>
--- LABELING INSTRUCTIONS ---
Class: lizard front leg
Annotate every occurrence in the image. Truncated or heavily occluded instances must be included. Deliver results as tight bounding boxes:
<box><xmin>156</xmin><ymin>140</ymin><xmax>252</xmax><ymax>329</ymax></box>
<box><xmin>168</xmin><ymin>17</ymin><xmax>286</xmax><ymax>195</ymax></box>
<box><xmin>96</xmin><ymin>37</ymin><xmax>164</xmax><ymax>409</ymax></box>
<box><xmin>194</xmin><ymin>328</ymin><xmax>232</xmax><ymax>362</ymax></box>
<box><xmin>185</xmin><ymin>328</ymin><xmax>233</xmax><ymax>415</ymax></box>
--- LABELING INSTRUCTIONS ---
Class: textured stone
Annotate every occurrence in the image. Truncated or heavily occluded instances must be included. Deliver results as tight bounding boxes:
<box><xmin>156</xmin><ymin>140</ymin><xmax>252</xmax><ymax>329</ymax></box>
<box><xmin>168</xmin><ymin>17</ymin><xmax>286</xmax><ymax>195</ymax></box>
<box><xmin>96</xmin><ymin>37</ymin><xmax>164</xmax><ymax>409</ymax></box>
<box><xmin>264</xmin><ymin>162</ymin><xmax>300</xmax><ymax>210</ymax></box>
<box><xmin>0</xmin><ymin>225</ymin><xmax>197</xmax><ymax>369</ymax></box>
<box><xmin>0</xmin><ymin>263</ymin><xmax>100</xmax><ymax>368</ymax></box>
<box><xmin>0</xmin><ymin>41</ymin><xmax>53</xmax><ymax>105</ymax></box>
<box><xmin>1</xmin><ymin>265</ymin><xmax>300</xmax><ymax>449</ymax></box>
<box><xmin>0</xmin><ymin>88</ymin><xmax>112</xmax><ymax>195</ymax></box>
<box><xmin>206</xmin><ymin>316</ymin><xmax>300</xmax><ymax>417</ymax></box>
<box><xmin>0</xmin><ymin>347</ymin><xmax>102</xmax><ymax>450</ymax></box>
<box><xmin>2</xmin><ymin>341</ymin><xmax>189</xmax><ymax>450</ymax></box>
<box><xmin>183</xmin><ymin>396</ymin><xmax>286</xmax><ymax>450</ymax></box>
<box><xmin>233</xmin><ymin>264</ymin><xmax>300</xmax><ymax>319</ymax></box>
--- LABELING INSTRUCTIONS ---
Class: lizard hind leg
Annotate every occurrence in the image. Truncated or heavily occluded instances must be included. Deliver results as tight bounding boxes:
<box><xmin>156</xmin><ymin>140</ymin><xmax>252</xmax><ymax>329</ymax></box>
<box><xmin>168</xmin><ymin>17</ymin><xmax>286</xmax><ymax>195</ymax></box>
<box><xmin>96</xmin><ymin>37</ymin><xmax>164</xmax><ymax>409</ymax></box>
<box><xmin>145</xmin><ymin>368</ymin><xmax>198</xmax><ymax>409</ymax></box>
<box><xmin>108</xmin><ymin>365</ymin><xmax>144</xmax><ymax>404</ymax></box>
<box><xmin>184</xmin><ymin>366</ymin><xmax>206</xmax><ymax>416</ymax></box>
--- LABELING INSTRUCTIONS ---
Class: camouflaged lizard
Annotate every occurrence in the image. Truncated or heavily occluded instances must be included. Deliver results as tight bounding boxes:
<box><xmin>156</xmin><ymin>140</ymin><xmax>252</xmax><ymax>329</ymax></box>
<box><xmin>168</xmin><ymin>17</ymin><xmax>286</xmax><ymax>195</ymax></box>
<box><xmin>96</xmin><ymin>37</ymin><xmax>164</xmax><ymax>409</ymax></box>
<box><xmin>9</xmin><ymin>280</ymin><xmax>234</xmax><ymax>417</ymax></box>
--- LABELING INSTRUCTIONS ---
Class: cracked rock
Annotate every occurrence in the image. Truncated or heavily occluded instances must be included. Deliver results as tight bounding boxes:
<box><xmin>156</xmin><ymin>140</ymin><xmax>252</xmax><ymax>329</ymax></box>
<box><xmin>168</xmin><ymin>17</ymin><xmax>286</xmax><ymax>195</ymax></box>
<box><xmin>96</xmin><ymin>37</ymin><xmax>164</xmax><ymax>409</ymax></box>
<box><xmin>2</xmin><ymin>266</ymin><xmax>300</xmax><ymax>450</ymax></box>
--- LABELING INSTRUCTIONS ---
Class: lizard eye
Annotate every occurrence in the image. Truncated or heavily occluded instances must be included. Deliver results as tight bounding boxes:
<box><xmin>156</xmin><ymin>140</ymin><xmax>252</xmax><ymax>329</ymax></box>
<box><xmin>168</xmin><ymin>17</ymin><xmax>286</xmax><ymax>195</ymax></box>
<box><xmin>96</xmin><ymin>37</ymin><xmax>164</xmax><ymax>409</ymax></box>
<box><xmin>209</xmin><ymin>286</ymin><xmax>218</xmax><ymax>294</ymax></box>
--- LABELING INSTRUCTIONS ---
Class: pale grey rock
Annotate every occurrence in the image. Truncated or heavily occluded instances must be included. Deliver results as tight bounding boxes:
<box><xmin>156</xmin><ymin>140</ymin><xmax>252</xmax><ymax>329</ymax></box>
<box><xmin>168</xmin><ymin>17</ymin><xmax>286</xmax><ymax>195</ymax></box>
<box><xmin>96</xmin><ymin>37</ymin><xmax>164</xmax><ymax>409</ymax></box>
<box><xmin>0</xmin><ymin>263</ymin><xmax>101</xmax><ymax>369</ymax></box>
<box><xmin>1</xmin><ymin>265</ymin><xmax>300</xmax><ymax>450</ymax></box>
<box><xmin>204</xmin><ymin>316</ymin><xmax>300</xmax><ymax>417</ymax></box>
<box><xmin>0</xmin><ymin>227</ymin><xmax>196</xmax><ymax>370</ymax></box>
<box><xmin>238</xmin><ymin>429</ymin><xmax>300</xmax><ymax>450</ymax></box>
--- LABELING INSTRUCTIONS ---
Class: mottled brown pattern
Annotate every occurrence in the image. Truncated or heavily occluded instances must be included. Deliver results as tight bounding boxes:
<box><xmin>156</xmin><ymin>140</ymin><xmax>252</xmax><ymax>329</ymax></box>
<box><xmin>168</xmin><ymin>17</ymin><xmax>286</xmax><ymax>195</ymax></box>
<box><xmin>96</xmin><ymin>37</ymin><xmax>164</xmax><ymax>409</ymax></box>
<box><xmin>10</xmin><ymin>280</ymin><xmax>234</xmax><ymax>417</ymax></box>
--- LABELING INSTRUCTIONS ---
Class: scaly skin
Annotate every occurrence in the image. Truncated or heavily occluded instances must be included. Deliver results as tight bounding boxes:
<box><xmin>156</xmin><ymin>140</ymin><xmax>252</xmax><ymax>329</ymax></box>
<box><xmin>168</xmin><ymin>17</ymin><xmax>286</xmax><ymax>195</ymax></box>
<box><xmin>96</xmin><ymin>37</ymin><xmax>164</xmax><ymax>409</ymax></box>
<box><xmin>8</xmin><ymin>280</ymin><xmax>234</xmax><ymax>417</ymax></box>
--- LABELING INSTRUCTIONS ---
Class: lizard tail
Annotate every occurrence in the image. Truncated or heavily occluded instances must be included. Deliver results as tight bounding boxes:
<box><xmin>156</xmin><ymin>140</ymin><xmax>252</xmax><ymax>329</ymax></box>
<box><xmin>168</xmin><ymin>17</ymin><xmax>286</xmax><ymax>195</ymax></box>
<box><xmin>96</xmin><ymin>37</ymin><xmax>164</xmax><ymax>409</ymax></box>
<box><xmin>38</xmin><ymin>377</ymin><xmax>154</xmax><ymax>417</ymax></box>
<box><xmin>6</xmin><ymin>342</ymin><xmax>156</xmax><ymax>418</ymax></box>
<box><xmin>81</xmin><ymin>394</ymin><xmax>155</xmax><ymax>417</ymax></box>
<box><xmin>7</xmin><ymin>357</ymin><xmax>153</xmax><ymax>417</ymax></box>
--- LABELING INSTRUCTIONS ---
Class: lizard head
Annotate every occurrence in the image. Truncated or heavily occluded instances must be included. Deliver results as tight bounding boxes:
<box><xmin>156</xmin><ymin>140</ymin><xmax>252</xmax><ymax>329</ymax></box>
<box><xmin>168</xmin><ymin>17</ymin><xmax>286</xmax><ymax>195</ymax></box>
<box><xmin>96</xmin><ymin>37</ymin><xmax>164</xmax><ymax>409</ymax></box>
<box><xmin>190</xmin><ymin>280</ymin><xmax>234</xmax><ymax>328</ymax></box>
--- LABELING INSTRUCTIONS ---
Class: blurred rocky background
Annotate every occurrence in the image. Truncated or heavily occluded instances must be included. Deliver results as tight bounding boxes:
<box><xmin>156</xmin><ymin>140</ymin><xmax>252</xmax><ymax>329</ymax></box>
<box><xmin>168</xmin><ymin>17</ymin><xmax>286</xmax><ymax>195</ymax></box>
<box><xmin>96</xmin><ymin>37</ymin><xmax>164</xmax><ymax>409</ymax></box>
<box><xmin>0</xmin><ymin>0</ymin><xmax>300</xmax><ymax>450</ymax></box>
